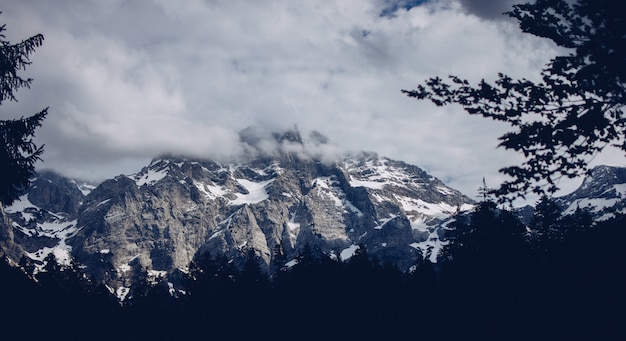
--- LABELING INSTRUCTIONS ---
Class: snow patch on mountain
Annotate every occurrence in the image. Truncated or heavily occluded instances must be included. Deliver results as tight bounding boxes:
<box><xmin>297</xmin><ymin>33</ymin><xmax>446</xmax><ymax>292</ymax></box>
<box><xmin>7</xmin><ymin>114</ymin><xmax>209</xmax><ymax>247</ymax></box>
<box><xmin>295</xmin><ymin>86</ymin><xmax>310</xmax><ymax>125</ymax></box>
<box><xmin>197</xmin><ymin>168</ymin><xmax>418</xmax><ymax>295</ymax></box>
<box><xmin>556</xmin><ymin>165</ymin><xmax>626</xmax><ymax>221</ymax></box>
<box><xmin>343</xmin><ymin>155</ymin><xmax>431</xmax><ymax>191</ymax></box>
<box><xmin>5</xmin><ymin>194</ymin><xmax>80</xmax><ymax>268</ymax></box>
<box><xmin>130</xmin><ymin>167</ymin><xmax>169</xmax><ymax>186</ymax></box>
<box><xmin>4</xmin><ymin>194</ymin><xmax>37</xmax><ymax>216</ymax></box>
<box><xmin>72</xmin><ymin>180</ymin><xmax>97</xmax><ymax>196</ymax></box>
<box><xmin>231</xmin><ymin>178</ymin><xmax>275</xmax><ymax>205</ymax></box>
<box><xmin>340</xmin><ymin>244</ymin><xmax>359</xmax><ymax>261</ymax></box>
<box><xmin>397</xmin><ymin>197</ymin><xmax>456</xmax><ymax>218</ymax></box>
<box><xmin>374</xmin><ymin>215</ymin><xmax>397</xmax><ymax>230</ymax></box>
<box><xmin>410</xmin><ymin>235</ymin><xmax>448</xmax><ymax>263</ymax></box>
<box><xmin>26</xmin><ymin>239</ymin><xmax>73</xmax><ymax>267</ymax></box>
<box><xmin>287</xmin><ymin>213</ymin><xmax>300</xmax><ymax>231</ymax></box>
<box><xmin>0</xmin><ymin>131</ymin><xmax>481</xmax><ymax>296</ymax></box>
<box><xmin>349</xmin><ymin>177</ymin><xmax>386</xmax><ymax>190</ymax></box>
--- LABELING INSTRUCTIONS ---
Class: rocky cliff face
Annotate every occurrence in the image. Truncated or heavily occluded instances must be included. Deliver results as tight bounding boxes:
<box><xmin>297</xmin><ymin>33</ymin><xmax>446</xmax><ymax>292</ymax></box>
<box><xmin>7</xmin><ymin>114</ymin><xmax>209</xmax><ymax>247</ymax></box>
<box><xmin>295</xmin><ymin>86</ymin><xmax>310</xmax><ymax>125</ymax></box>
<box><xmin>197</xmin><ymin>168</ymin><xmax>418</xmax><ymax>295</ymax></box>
<box><xmin>556</xmin><ymin>165</ymin><xmax>626</xmax><ymax>220</ymax></box>
<box><xmin>0</xmin><ymin>170</ymin><xmax>87</xmax><ymax>265</ymax></box>
<box><xmin>3</xmin><ymin>130</ymin><xmax>626</xmax><ymax>300</ymax></box>
<box><xmin>0</xmin><ymin>129</ymin><xmax>476</xmax><ymax>298</ymax></box>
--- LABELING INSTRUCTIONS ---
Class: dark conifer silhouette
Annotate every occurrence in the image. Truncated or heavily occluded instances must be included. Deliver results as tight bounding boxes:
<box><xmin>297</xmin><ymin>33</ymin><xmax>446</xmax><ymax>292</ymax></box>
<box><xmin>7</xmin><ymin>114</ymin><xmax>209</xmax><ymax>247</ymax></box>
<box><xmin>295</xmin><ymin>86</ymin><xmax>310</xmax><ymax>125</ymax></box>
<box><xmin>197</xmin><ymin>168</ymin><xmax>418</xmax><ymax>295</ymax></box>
<box><xmin>530</xmin><ymin>195</ymin><xmax>565</xmax><ymax>243</ymax></box>
<box><xmin>2</xmin><ymin>212</ymin><xmax>626</xmax><ymax>340</ymax></box>
<box><xmin>0</xmin><ymin>13</ymin><xmax>47</xmax><ymax>206</ymax></box>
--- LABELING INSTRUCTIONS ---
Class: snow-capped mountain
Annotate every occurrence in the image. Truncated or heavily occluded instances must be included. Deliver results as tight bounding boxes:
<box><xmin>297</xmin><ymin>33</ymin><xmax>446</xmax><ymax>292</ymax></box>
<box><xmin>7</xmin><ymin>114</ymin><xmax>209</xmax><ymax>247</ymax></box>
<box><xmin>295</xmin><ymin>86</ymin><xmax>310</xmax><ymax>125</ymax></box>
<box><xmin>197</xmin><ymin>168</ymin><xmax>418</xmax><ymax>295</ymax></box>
<box><xmin>555</xmin><ymin>165</ymin><xmax>626</xmax><ymax>220</ymax></box>
<box><xmin>3</xmin><ymin>127</ymin><xmax>624</xmax><ymax>301</ymax></box>
<box><xmin>0</xmin><ymin>171</ymin><xmax>90</xmax><ymax>267</ymax></box>
<box><xmin>0</xmin><ymin>128</ymin><xmax>474</xmax><ymax>299</ymax></box>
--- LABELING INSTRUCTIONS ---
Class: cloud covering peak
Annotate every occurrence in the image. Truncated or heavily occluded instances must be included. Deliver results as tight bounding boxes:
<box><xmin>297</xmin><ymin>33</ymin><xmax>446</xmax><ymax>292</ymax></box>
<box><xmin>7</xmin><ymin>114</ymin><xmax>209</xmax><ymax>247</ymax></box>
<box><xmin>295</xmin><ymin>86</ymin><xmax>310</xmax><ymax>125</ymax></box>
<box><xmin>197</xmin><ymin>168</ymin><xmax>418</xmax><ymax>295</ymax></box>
<box><xmin>2</xmin><ymin>0</ymin><xmax>619</xmax><ymax>201</ymax></box>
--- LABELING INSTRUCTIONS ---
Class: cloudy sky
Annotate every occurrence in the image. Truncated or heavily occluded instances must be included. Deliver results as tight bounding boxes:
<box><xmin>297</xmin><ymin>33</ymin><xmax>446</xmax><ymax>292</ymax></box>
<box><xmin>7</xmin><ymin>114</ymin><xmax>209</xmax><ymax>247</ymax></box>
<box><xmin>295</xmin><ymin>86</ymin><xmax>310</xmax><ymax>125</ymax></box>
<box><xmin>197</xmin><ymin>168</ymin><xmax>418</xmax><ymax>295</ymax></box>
<box><xmin>1</xmin><ymin>0</ymin><xmax>623</xmax><ymax>204</ymax></box>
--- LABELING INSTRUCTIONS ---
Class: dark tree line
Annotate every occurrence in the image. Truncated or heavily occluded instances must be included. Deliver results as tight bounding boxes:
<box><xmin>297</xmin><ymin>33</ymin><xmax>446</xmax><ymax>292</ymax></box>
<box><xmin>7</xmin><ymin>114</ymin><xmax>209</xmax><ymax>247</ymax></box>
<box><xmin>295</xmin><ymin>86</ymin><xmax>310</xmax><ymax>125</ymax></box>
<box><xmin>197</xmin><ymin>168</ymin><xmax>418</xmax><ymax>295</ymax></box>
<box><xmin>2</xmin><ymin>202</ymin><xmax>625</xmax><ymax>340</ymax></box>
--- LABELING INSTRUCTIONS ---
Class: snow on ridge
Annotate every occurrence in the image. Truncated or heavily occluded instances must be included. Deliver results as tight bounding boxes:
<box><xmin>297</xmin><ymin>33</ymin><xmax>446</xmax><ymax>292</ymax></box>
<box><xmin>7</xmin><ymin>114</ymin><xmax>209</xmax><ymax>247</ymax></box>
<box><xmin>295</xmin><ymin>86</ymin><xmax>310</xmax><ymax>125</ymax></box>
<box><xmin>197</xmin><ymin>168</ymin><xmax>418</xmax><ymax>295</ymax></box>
<box><xmin>613</xmin><ymin>183</ymin><xmax>626</xmax><ymax>195</ymax></box>
<box><xmin>436</xmin><ymin>186</ymin><xmax>454</xmax><ymax>195</ymax></box>
<box><xmin>313</xmin><ymin>177</ymin><xmax>343</xmax><ymax>207</ymax></box>
<box><xmin>396</xmin><ymin>196</ymin><xmax>457</xmax><ymax>219</ymax></box>
<box><xmin>116</xmin><ymin>287</ymin><xmax>130</xmax><ymax>301</ymax></box>
<box><xmin>209</xmin><ymin>214</ymin><xmax>235</xmax><ymax>240</ymax></box>
<box><xmin>340</xmin><ymin>244</ymin><xmax>359</xmax><ymax>261</ymax></box>
<box><xmin>564</xmin><ymin>197</ymin><xmax>621</xmax><ymax>215</ymax></box>
<box><xmin>287</xmin><ymin>212</ymin><xmax>300</xmax><ymax>231</ymax></box>
<box><xmin>410</xmin><ymin>231</ymin><xmax>448</xmax><ymax>263</ymax></box>
<box><xmin>563</xmin><ymin>183</ymin><xmax>626</xmax><ymax>215</ymax></box>
<box><xmin>409</xmin><ymin>215</ymin><xmax>431</xmax><ymax>231</ymax></box>
<box><xmin>37</xmin><ymin>220</ymin><xmax>79</xmax><ymax>239</ymax></box>
<box><xmin>374</xmin><ymin>214</ymin><xmax>397</xmax><ymax>230</ymax></box>
<box><xmin>194</xmin><ymin>180</ymin><xmax>228</xmax><ymax>199</ymax></box>
<box><xmin>344</xmin><ymin>200</ymin><xmax>363</xmax><ymax>217</ymax></box>
<box><xmin>130</xmin><ymin>167</ymin><xmax>169</xmax><ymax>186</ymax></box>
<box><xmin>26</xmin><ymin>238</ymin><xmax>74</xmax><ymax>268</ymax></box>
<box><xmin>4</xmin><ymin>194</ymin><xmax>37</xmax><ymax>214</ymax></box>
<box><xmin>5</xmin><ymin>194</ymin><xmax>82</xmax><ymax>268</ymax></box>
<box><xmin>344</xmin><ymin>157</ymin><xmax>424</xmax><ymax>190</ymax></box>
<box><xmin>349</xmin><ymin>177</ymin><xmax>386</xmax><ymax>190</ymax></box>
<box><xmin>71</xmin><ymin>180</ymin><xmax>97</xmax><ymax>196</ymax></box>
<box><xmin>194</xmin><ymin>175</ymin><xmax>275</xmax><ymax>205</ymax></box>
<box><xmin>311</xmin><ymin>177</ymin><xmax>365</xmax><ymax>216</ymax></box>
<box><xmin>9</xmin><ymin>211</ymin><xmax>79</xmax><ymax>265</ymax></box>
<box><xmin>231</xmin><ymin>178</ymin><xmax>275</xmax><ymax>205</ymax></box>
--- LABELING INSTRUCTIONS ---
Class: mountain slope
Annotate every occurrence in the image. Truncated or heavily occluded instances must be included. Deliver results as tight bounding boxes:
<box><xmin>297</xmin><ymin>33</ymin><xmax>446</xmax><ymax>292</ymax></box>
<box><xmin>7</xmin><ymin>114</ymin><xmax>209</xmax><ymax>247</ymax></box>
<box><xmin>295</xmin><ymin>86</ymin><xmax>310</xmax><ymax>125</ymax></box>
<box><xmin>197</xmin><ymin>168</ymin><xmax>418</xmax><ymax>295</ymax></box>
<box><xmin>0</xmin><ymin>129</ymin><xmax>474</xmax><ymax>298</ymax></box>
<box><xmin>556</xmin><ymin>165</ymin><xmax>626</xmax><ymax>220</ymax></box>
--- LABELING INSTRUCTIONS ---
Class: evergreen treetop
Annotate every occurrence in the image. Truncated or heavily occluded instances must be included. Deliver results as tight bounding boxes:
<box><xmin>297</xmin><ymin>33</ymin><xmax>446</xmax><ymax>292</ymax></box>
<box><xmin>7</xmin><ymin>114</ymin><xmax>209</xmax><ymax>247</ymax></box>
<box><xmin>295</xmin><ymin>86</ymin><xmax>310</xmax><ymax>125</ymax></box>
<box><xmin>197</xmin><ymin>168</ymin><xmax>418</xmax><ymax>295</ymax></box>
<box><xmin>0</xmin><ymin>13</ymin><xmax>47</xmax><ymax>206</ymax></box>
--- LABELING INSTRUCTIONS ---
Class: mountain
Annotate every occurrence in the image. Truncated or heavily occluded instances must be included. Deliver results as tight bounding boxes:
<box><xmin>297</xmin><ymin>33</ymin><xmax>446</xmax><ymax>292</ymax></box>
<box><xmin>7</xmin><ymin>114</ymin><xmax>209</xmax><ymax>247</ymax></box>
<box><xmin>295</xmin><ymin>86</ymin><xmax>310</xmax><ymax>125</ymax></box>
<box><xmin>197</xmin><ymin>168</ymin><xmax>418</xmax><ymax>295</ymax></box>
<box><xmin>509</xmin><ymin>165</ymin><xmax>626</xmax><ymax>226</ymax></box>
<box><xmin>0</xmin><ymin>171</ymin><xmax>90</xmax><ymax>266</ymax></box>
<box><xmin>0</xmin><ymin>128</ymin><xmax>474</xmax><ymax>300</ymax></box>
<box><xmin>3</xmin><ymin>127</ymin><xmax>625</xmax><ymax>301</ymax></box>
<box><xmin>556</xmin><ymin>165</ymin><xmax>626</xmax><ymax>220</ymax></box>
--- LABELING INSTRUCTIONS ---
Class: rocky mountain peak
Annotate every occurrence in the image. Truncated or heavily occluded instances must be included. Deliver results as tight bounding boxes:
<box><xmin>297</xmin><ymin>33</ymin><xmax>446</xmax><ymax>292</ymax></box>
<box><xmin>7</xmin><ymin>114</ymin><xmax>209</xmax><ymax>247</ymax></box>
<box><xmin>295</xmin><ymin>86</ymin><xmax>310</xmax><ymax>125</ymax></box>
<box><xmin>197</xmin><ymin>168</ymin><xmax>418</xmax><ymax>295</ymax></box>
<box><xmin>556</xmin><ymin>165</ymin><xmax>626</xmax><ymax>220</ymax></box>
<box><xmin>272</xmin><ymin>126</ymin><xmax>303</xmax><ymax>145</ymax></box>
<box><xmin>28</xmin><ymin>170</ymin><xmax>86</xmax><ymax>216</ymax></box>
<box><xmin>1</xmin><ymin>137</ymin><xmax>481</xmax><ymax>299</ymax></box>
<box><xmin>237</xmin><ymin>125</ymin><xmax>336</xmax><ymax>159</ymax></box>
<box><xmin>3</xmin><ymin>152</ymin><xmax>625</xmax><ymax>302</ymax></box>
<box><xmin>238</xmin><ymin>125</ymin><xmax>304</xmax><ymax>148</ymax></box>
<box><xmin>572</xmin><ymin>165</ymin><xmax>626</xmax><ymax>198</ymax></box>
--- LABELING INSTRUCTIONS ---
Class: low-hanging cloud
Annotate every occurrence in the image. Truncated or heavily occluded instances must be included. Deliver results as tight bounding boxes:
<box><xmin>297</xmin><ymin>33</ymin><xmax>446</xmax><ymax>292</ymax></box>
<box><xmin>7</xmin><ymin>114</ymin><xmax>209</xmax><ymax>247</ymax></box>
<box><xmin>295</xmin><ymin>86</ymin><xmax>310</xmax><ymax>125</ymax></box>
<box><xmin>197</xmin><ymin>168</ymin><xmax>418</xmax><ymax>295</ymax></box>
<box><xmin>2</xmin><ymin>0</ymin><xmax>607</xmax><ymax>202</ymax></box>
<box><xmin>453</xmin><ymin>0</ymin><xmax>520</xmax><ymax>20</ymax></box>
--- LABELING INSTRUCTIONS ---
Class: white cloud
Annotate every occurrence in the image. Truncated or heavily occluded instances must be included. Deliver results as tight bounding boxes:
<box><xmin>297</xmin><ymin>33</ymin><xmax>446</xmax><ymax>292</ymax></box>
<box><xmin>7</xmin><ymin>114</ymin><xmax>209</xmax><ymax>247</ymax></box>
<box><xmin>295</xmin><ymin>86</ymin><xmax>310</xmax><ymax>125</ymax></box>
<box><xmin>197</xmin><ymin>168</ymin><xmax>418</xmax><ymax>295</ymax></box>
<box><xmin>1</xmin><ymin>0</ymin><xmax>619</xmax><ymax>202</ymax></box>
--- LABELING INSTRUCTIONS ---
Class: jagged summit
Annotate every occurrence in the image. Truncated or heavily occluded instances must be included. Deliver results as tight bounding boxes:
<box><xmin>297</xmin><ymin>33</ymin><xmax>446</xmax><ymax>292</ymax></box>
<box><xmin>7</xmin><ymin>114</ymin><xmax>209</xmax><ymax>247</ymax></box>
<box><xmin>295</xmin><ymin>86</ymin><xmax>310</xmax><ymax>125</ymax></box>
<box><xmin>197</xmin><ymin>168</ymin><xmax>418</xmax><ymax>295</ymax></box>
<box><xmin>4</xmin><ymin>126</ymin><xmax>623</xmax><ymax>302</ymax></box>
<box><xmin>272</xmin><ymin>127</ymin><xmax>303</xmax><ymax>145</ymax></box>
<box><xmin>1</xmin><ymin>136</ymin><xmax>477</xmax><ymax>300</ymax></box>
<box><xmin>238</xmin><ymin>125</ymin><xmax>306</xmax><ymax>147</ymax></box>
<box><xmin>237</xmin><ymin>125</ymin><xmax>335</xmax><ymax>158</ymax></box>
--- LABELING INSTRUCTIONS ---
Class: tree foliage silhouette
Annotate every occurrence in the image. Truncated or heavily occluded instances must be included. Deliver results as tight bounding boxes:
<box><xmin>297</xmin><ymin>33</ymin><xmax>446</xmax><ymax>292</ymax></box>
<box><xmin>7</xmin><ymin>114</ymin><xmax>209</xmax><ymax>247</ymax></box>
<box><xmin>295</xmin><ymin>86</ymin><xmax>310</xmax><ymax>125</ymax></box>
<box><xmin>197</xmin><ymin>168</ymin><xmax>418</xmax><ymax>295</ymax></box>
<box><xmin>530</xmin><ymin>195</ymin><xmax>563</xmax><ymax>237</ymax></box>
<box><xmin>402</xmin><ymin>0</ymin><xmax>625</xmax><ymax>200</ymax></box>
<box><xmin>0</xmin><ymin>13</ymin><xmax>47</xmax><ymax>206</ymax></box>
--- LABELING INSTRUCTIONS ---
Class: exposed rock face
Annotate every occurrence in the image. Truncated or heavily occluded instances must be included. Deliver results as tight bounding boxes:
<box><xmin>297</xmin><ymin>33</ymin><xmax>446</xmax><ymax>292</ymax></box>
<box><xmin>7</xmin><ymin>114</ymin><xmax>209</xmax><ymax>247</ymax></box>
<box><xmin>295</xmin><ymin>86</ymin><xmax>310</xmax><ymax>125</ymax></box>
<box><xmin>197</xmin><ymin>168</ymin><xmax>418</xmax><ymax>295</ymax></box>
<box><xmin>556</xmin><ymin>165</ymin><xmax>626</xmax><ymax>220</ymax></box>
<box><xmin>1</xmin><ymin>129</ymin><xmax>477</xmax><ymax>297</ymax></box>
<box><xmin>0</xmin><ymin>171</ymin><xmax>88</xmax><ymax>264</ymax></box>
<box><xmin>3</xmin><ymin>129</ymin><xmax>625</xmax><ymax>299</ymax></box>
<box><xmin>28</xmin><ymin>171</ymin><xmax>85</xmax><ymax>216</ymax></box>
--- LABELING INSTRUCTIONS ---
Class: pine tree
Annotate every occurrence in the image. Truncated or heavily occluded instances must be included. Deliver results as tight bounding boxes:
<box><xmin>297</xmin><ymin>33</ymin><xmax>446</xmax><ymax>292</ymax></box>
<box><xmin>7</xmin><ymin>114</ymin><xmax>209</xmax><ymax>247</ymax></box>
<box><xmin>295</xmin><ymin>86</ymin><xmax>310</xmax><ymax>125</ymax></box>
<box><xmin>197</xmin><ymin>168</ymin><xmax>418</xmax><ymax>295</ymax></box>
<box><xmin>477</xmin><ymin>177</ymin><xmax>494</xmax><ymax>203</ymax></box>
<box><xmin>531</xmin><ymin>195</ymin><xmax>564</xmax><ymax>239</ymax></box>
<box><xmin>0</xmin><ymin>13</ymin><xmax>47</xmax><ymax>206</ymax></box>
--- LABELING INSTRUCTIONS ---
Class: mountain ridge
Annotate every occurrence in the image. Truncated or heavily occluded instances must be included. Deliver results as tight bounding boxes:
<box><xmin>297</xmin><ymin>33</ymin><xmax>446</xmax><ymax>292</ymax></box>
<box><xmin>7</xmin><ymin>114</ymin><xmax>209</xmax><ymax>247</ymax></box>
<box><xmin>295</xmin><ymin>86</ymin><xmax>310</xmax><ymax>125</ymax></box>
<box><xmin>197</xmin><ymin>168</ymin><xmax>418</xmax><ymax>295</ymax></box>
<box><xmin>1</xmin><ymin>128</ymin><xmax>625</xmax><ymax>301</ymax></box>
<box><xmin>1</xmin><ymin>143</ymin><xmax>474</xmax><ymax>300</ymax></box>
